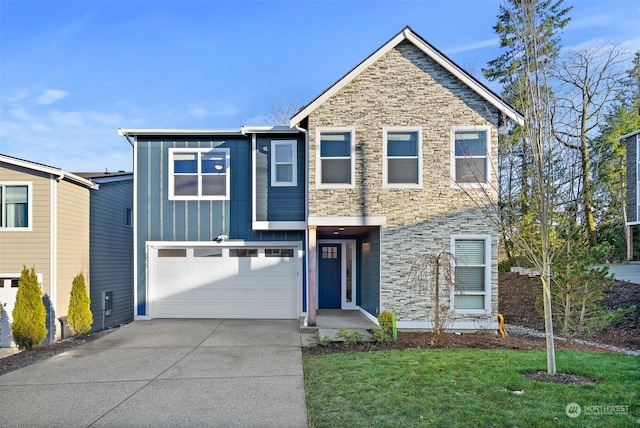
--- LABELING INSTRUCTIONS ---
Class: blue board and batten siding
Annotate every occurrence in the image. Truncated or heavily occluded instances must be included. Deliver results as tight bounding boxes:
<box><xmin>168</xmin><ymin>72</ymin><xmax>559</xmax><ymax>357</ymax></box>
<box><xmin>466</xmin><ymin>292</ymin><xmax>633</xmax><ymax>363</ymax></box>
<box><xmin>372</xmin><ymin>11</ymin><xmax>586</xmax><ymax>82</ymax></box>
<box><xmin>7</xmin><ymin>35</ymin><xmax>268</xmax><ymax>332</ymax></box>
<box><xmin>88</xmin><ymin>177</ymin><xmax>134</xmax><ymax>330</ymax></box>
<box><xmin>134</xmin><ymin>135</ymin><xmax>306</xmax><ymax>316</ymax></box>
<box><xmin>254</xmin><ymin>135</ymin><xmax>306</xmax><ymax>222</ymax></box>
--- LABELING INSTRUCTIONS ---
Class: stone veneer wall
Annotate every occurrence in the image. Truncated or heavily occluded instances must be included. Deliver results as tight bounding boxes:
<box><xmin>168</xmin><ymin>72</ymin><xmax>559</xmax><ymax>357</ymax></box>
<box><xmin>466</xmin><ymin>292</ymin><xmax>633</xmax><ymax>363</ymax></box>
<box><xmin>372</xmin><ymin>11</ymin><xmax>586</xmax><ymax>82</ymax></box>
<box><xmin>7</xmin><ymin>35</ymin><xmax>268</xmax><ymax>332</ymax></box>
<box><xmin>306</xmin><ymin>41</ymin><xmax>502</xmax><ymax>324</ymax></box>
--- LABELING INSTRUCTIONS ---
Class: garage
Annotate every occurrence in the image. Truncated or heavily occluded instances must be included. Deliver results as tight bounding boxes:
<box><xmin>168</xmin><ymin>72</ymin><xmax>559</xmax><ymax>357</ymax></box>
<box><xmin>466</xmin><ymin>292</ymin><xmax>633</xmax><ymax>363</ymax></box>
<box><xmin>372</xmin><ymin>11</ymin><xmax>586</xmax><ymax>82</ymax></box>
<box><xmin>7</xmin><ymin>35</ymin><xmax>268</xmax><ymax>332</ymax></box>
<box><xmin>147</xmin><ymin>243</ymin><xmax>301</xmax><ymax>319</ymax></box>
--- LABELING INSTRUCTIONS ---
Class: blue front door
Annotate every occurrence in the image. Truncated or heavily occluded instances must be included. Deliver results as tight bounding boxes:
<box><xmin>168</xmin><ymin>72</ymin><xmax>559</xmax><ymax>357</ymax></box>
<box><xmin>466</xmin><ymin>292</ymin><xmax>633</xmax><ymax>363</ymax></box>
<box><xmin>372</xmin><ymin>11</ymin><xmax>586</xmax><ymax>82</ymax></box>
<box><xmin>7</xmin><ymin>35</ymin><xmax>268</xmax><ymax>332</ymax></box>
<box><xmin>318</xmin><ymin>243</ymin><xmax>341</xmax><ymax>308</ymax></box>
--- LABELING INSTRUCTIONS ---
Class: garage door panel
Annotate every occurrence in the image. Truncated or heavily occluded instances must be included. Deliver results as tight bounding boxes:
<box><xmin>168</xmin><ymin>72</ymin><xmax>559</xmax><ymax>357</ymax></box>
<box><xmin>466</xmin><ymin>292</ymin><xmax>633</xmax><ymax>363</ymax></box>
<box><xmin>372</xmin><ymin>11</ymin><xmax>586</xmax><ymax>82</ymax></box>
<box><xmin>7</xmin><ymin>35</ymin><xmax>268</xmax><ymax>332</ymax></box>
<box><xmin>150</xmin><ymin>245</ymin><xmax>299</xmax><ymax>319</ymax></box>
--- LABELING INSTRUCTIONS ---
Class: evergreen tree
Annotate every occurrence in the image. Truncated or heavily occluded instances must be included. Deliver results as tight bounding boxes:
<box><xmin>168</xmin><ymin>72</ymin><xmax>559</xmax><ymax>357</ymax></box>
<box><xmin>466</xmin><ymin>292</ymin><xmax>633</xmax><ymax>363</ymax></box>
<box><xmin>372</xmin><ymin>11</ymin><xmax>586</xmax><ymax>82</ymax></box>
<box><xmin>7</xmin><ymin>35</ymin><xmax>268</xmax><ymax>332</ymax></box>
<box><xmin>11</xmin><ymin>266</ymin><xmax>47</xmax><ymax>350</ymax></box>
<box><xmin>67</xmin><ymin>273</ymin><xmax>93</xmax><ymax>335</ymax></box>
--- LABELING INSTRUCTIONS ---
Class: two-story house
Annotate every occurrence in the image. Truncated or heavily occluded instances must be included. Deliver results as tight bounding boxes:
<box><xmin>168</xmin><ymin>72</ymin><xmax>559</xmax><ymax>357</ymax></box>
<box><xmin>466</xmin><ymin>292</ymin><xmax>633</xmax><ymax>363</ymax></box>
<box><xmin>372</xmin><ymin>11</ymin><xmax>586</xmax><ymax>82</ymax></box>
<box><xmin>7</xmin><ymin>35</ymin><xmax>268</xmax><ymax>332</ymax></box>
<box><xmin>119</xmin><ymin>27</ymin><xmax>522</xmax><ymax>330</ymax></box>
<box><xmin>0</xmin><ymin>154</ymin><xmax>98</xmax><ymax>345</ymax></box>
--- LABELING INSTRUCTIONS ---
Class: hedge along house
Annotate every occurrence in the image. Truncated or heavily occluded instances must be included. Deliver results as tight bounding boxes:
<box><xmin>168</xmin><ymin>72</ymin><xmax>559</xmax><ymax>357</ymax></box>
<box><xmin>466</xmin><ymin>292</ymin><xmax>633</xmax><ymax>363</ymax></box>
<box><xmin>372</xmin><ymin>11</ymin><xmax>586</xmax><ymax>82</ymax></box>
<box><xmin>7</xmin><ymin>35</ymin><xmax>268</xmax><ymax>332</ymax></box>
<box><xmin>119</xmin><ymin>27</ymin><xmax>522</xmax><ymax>329</ymax></box>
<box><xmin>0</xmin><ymin>154</ymin><xmax>98</xmax><ymax>346</ymax></box>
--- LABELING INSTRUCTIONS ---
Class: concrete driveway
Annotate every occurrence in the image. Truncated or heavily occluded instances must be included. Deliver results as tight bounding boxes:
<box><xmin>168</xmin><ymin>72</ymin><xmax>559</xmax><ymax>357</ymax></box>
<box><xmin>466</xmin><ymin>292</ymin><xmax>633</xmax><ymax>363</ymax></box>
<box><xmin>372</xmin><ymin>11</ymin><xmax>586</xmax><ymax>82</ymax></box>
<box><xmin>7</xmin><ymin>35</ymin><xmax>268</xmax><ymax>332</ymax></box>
<box><xmin>0</xmin><ymin>319</ymin><xmax>308</xmax><ymax>428</ymax></box>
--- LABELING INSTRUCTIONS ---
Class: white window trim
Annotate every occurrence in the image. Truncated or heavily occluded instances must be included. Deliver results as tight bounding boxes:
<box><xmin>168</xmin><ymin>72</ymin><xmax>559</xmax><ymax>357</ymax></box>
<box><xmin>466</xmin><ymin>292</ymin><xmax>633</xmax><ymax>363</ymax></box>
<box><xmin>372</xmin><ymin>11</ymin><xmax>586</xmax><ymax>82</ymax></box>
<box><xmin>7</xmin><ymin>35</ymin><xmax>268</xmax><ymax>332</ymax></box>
<box><xmin>0</xmin><ymin>181</ymin><xmax>33</xmax><ymax>232</ymax></box>
<box><xmin>450</xmin><ymin>234</ymin><xmax>491</xmax><ymax>314</ymax></box>
<box><xmin>271</xmin><ymin>140</ymin><xmax>297</xmax><ymax>187</ymax></box>
<box><xmin>382</xmin><ymin>126</ymin><xmax>423</xmax><ymax>188</ymax></box>
<box><xmin>168</xmin><ymin>148</ymin><xmax>230</xmax><ymax>201</ymax></box>
<box><xmin>316</xmin><ymin>127</ymin><xmax>356</xmax><ymax>189</ymax></box>
<box><xmin>450</xmin><ymin>125</ymin><xmax>492</xmax><ymax>189</ymax></box>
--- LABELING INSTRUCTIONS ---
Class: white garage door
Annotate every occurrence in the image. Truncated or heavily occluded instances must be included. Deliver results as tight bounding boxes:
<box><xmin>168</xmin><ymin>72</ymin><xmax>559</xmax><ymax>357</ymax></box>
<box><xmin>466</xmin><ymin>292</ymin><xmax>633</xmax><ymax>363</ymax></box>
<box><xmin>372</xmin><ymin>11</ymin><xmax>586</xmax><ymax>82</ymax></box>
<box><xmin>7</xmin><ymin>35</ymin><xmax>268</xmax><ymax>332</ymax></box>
<box><xmin>148</xmin><ymin>245</ymin><xmax>300</xmax><ymax>319</ymax></box>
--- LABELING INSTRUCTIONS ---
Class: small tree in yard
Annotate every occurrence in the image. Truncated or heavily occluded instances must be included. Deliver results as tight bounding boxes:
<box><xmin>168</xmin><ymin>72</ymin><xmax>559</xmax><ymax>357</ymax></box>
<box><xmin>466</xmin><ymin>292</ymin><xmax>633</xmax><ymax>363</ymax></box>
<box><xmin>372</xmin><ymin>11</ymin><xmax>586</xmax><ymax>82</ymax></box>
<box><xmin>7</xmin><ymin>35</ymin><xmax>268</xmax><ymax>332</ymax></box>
<box><xmin>11</xmin><ymin>266</ymin><xmax>47</xmax><ymax>350</ymax></box>
<box><xmin>67</xmin><ymin>273</ymin><xmax>93</xmax><ymax>335</ymax></box>
<box><xmin>547</xmin><ymin>242</ymin><xmax>634</xmax><ymax>343</ymax></box>
<box><xmin>405</xmin><ymin>252</ymin><xmax>456</xmax><ymax>345</ymax></box>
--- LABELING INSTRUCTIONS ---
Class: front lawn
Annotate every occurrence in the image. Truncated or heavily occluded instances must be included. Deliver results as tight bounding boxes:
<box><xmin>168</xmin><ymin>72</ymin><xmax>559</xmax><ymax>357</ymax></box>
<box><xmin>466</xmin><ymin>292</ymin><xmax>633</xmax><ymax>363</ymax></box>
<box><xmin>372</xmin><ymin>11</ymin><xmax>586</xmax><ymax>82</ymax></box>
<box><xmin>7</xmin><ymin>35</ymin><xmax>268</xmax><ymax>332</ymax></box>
<box><xmin>303</xmin><ymin>349</ymin><xmax>639</xmax><ymax>427</ymax></box>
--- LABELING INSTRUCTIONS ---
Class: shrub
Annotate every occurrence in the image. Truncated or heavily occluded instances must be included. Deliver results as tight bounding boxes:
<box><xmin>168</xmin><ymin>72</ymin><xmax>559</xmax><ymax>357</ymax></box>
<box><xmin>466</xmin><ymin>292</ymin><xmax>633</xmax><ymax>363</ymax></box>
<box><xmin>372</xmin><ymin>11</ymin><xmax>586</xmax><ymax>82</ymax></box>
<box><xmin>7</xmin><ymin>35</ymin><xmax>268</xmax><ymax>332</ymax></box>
<box><xmin>378</xmin><ymin>311</ymin><xmax>393</xmax><ymax>333</ymax></box>
<box><xmin>336</xmin><ymin>329</ymin><xmax>363</xmax><ymax>346</ymax></box>
<box><xmin>67</xmin><ymin>273</ymin><xmax>93</xmax><ymax>335</ymax></box>
<box><xmin>11</xmin><ymin>266</ymin><xmax>48</xmax><ymax>350</ymax></box>
<box><xmin>371</xmin><ymin>327</ymin><xmax>391</xmax><ymax>343</ymax></box>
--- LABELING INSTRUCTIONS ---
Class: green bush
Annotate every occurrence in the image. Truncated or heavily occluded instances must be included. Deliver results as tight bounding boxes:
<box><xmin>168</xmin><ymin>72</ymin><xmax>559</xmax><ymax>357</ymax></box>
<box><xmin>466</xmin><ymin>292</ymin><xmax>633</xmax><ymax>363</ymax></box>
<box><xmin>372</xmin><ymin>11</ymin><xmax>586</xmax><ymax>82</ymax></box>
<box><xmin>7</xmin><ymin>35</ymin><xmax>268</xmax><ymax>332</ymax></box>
<box><xmin>371</xmin><ymin>327</ymin><xmax>391</xmax><ymax>343</ymax></box>
<box><xmin>11</xmin><ymin>266</ymin><xmax>48</xmax><ymax>350</ymax></box>
<box><xmin>377</xmin><ymin>311</ymin><xmax>393</xmax><ymax>333</ymax></box>
<box><xmin>67</xmin><ymin>273</ymin><xmax>93</xmax><ymax>335</ymax></box>
<box><xmin>336</xmin><ymin>329</ymin><xmax>363</xmax><ymax>346</ymax></box>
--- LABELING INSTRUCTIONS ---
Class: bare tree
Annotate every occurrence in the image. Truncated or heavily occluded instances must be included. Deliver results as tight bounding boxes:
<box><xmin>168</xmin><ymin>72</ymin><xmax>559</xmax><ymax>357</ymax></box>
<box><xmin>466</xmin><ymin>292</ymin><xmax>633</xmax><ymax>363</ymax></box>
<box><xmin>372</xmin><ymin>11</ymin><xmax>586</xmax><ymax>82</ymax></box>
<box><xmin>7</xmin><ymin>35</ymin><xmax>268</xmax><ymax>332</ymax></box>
<box><xmin>551</xmin><ymin>45</ymin><xmax>628</xmax><ymax>246</ymax></box>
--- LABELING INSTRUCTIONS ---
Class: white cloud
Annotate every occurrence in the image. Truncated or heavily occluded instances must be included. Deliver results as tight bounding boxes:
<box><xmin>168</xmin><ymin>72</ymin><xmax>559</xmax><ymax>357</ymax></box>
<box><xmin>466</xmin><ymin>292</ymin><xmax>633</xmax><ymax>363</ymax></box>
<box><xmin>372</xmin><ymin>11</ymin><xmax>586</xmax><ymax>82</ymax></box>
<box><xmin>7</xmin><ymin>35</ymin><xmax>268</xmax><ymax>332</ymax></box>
<box><xmin>36</xmin><ymin>89</ymin><xmax>69</xmax><ymax>105</ymax></box>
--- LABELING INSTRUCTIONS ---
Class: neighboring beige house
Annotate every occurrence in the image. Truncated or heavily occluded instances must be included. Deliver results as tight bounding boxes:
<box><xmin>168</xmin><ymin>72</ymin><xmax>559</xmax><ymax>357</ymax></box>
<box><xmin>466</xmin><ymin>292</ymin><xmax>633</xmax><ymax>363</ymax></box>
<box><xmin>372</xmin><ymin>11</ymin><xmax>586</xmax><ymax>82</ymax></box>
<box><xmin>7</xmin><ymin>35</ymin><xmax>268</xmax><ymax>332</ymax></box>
<box><xmin>0</xmin><ymin>154</ymin><xmax>98</xmax><ymax>346</ymax></box>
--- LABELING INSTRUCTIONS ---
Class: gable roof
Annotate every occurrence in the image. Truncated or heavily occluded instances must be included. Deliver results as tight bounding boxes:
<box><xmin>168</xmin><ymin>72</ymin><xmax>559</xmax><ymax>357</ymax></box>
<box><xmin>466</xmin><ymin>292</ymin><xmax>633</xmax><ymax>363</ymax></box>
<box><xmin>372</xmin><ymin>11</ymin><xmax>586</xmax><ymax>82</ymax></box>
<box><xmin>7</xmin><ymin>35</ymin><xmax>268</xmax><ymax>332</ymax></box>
<box><xmin>0</xmin><ymin>154</ymin><xmax>99</xmax><ymax>189</ymax></box>
<box><xmin>290</xmin><ymin>26</ymin><xmax>524</xmax><ymax>127</ymax></box>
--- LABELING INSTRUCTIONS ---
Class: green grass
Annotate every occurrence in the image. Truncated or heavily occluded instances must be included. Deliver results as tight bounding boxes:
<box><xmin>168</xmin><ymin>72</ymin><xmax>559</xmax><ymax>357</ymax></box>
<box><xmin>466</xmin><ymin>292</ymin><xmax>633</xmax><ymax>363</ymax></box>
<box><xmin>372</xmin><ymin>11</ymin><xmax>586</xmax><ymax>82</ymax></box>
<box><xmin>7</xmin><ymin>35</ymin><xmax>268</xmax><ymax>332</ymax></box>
<box><xmin>303</xmin><ymin>349</ymin><xmax>639</xmax><ymax>427</ymax></box>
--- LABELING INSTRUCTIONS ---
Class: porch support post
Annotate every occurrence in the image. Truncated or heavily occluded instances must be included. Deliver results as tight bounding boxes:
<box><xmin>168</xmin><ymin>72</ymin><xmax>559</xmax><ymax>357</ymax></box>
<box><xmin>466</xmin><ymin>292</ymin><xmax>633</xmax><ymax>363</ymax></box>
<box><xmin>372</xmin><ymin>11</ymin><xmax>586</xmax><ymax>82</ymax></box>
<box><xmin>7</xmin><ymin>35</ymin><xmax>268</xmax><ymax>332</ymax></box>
<box><xmin>627</xmin><ymin>225</ymin><xmax>633</xmax><ymax>261</ymax></box>
<box><xmin>308</xmin><ymin>226</ymin><xmax>317</xmax><ymax>326</ymax></box>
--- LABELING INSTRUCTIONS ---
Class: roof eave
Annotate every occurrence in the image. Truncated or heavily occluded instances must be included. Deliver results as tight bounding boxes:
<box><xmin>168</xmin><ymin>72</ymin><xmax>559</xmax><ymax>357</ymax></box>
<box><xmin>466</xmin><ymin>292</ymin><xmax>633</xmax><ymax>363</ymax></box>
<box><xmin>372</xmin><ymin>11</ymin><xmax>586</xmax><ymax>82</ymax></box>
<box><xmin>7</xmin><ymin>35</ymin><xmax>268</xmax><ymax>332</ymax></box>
<box><xmin>289</xmin><ymin>26</ymin><xmax>523</xmax><ymax>127</ymax></box>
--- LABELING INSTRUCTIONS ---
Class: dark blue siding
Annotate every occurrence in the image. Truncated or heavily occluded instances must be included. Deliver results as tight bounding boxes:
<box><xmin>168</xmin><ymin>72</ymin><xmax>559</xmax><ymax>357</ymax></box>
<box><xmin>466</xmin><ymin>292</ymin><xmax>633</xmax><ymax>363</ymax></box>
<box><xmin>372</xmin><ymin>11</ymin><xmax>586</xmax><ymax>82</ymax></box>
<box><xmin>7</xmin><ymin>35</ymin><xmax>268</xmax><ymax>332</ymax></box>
<box><xmin>358</xmin><ymin>229</ymin><xmax>380</xmax><ymax>316</ymax></box>
<box><xmin>89</xmin><ymin>177</ymin><xmax>134</xmax><ymax>330</ymax></box>
<box><xmin>255</xmin><ymin>135</ymin><xmax>305</xmax><ymax>222</ymax></box>
<box><xmin>135</xmin><ymin>135</ymin><xmax>305</xmax><ymax>316</ymax></box>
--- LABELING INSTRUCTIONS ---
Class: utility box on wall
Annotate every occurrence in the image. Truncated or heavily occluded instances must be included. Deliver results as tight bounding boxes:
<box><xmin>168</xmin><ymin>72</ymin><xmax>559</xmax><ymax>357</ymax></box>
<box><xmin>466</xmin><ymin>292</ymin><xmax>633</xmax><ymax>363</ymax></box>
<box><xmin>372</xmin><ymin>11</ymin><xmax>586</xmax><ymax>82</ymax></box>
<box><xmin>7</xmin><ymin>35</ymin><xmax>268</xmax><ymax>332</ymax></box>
<box><xmin>103</xmin><ymin>291</ymin><xmax>113</xmax><ymax>316</ymax></box>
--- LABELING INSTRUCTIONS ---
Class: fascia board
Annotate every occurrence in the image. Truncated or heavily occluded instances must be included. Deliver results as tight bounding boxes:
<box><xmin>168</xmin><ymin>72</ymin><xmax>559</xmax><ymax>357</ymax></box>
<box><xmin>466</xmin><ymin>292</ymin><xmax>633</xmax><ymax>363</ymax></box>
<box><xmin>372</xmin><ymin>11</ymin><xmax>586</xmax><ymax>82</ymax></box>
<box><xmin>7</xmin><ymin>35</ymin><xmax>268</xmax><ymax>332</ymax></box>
<box><xmin>118</xmin><ymin>128</ymin><xmax>245</xmax><ymax>137</ymax></box>
<box><xmin>0</xmin><ymin>154</ymin><xmax>97</xmax><ymax>189</ymax></box>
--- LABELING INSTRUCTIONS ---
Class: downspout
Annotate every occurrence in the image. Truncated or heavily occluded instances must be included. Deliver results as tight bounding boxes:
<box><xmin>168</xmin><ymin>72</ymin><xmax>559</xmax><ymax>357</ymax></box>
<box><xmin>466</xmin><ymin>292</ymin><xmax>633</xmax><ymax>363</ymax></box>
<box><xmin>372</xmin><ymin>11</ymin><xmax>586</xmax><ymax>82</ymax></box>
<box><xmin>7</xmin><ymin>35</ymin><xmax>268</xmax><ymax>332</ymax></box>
<box><xmin>294</xmin><ymin>125</ymin><xmax>311</xmax><ymax>324</ymax></box>
<box><xmin>121</xmin><ymin>131</ymin><xmax>139</xmax><ymax>318</ymax></box>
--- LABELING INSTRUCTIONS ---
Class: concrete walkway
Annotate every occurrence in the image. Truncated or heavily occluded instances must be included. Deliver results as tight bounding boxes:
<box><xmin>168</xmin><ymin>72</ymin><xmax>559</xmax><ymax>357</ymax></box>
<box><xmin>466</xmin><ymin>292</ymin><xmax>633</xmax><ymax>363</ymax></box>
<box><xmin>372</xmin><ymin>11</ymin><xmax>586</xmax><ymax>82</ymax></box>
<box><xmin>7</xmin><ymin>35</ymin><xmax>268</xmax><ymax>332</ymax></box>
<box><xmin>604</xmin><ymin>263</ymin><xmax>640</xmax><ymax>284</ymax></box>
<box><xmin>0</xmin><ymin>319</ymin><xmax>308</xmax><ymax>428</ymax></box>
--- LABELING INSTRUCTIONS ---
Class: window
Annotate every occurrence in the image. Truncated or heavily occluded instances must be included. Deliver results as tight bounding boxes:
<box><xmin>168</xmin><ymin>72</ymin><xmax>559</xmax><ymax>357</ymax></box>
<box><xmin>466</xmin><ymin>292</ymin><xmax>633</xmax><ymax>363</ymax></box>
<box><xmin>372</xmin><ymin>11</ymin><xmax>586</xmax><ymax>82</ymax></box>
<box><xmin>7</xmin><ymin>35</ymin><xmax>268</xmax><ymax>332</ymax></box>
<box><xmin>194</xmin><ymin>248</ymin><xmax>222</xmax><ymax>257</ymax></box>
<box><xmin>383</xmin><ymin>127</ymin><xmax>422</xmax><ymax>187</ymax></box>
<box><xmin>125</xmin><ymin>208</ymin><xmax>133</xmax><ymax>228</ymax></box>
<box><xmin>158</xmin><ymin>248</ymin><xmax>187</xmax><ymax>257</ymax></box>
<box><xmin>0</xmin><ymin>183</ymin><xmax>30</xmax><ymax>229</ymax></box>
<box><xmin>453</xmin><ymin>237</ymin><xmax>490</xmax><ymax>311</ymax></box>
<box><xmin>317</xmin><ymin>128</ymin><xmax>354</xmax><ymax>187</ymax></box>
<box><xmin>169</xmin><ymin>148</ymin><xmax>230</xmax><ymax>200</ymax></box>
<box><xmin>271</xmin><ymin>140</ymin><xmax>297</xmax><ymax>186</ymax></box>
<box><xmin>229</xmin><ymin>248</ymin><xmax>258</xmax><ymax>257</ymax></box>
<box><xmin>452</xmin><ymin>127</ymin><xmax>490</xmax><ymax>185</ymax></box>
<box><xmin>265</xmin><ymin>248</ymin><xmax>294</xmax><ymax>258</ymax></box>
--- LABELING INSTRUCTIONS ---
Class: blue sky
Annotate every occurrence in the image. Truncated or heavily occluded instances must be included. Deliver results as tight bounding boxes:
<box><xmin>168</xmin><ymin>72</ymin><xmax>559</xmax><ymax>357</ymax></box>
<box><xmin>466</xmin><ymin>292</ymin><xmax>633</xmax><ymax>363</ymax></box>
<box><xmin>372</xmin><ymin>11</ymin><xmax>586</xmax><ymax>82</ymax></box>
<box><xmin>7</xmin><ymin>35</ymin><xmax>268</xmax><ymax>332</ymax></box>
<box><xmin>1</xmin><ymin>0</ymin><xmax>638</xmax><ymax>172</ymax></box>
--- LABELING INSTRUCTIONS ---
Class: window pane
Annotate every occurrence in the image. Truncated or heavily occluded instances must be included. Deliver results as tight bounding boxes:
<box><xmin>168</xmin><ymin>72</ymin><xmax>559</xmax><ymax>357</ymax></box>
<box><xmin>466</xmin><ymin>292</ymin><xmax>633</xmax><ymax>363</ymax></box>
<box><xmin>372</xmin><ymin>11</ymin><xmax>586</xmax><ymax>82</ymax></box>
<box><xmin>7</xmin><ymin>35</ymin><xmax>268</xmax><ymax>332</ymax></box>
<box><xmin>455</xmin><ymin>240</ymin><xmax>485</xmax><ymax>264</ymax></box>
<box><xmin>201</xmin><ymin>153</ymin><xmax>226</xmax><ymax>173</ymax></box>
<box><xmin>321</xmin><ymin>159</ymin><xmax>351</xmax><ymax>184</ymax></box>
<box><xmin>387</xmin><ymin>132</ymin><xmax>418</xmax><ymax>156</ymax></box>
<box><xmin>194</xmin><ymin>248</ymin><xmax>222</xmax><ymax>257</ymax></box>
<box><xmin>265</xmin><ymin>248</ymin><xmax>294</xmax><ymax>257</ymax></box>
<box><xmin>174</xmin><ymin>175</ymin><xmax>198</xmax><ymax>195</ymax></box>
<box><xmin>320</xmin><ymin>133</ymin><xmax>350</xmax><ymax>157</ymax></box>
<box><xmin>229</xmin><ymin>248</ymin><xmax>258</xmax><ymax>257</ymax></box>
<box><xmin>456</xmin><ymin>158</ymin><xmax>486</xmax><ymax>183</ymax></box>
<box><xmin>455</xmin><ymin>267</ymin><xmax>485</xmax><ymax>291</ymax></box>
<box><xmin>5</xmin><ymin>186</ymin><xmax>28</xmax><ymax>227</ymax></box>
<box><xmin>158</xmin><ymin>248</ymin><xmax>186</xmax><ymax>257</ymax></box>
<box><xmin>454</xmin><ymin>295</ymin><xmax>485</xmax><ymax>310</ymax></box>
<box><xmin>455</xmin><ymin>131</ymin><xmax>486</xmax><ymax>156</ymax></box>
<box><xmin>276</xmin><ymin>164</ymin><xmax>293</xmax><ymax>182</ymax></box>
<box><xmin>202</xmin><ymin>175</ymin><xmax>226</xmax><ymax>196</ymax></box>
<box><xmin>388</xmin><ymin>159</ymin><xmax>418</xmax><ymax>184</ymax></box>
<box><xmin>174</xmin><ymin>153</ymin><xmax>198</xmax><ymax>173</ymax></box>
<box><xmin>275</xmin><ymin>144</ymin><xmax>293</xmax><ymax>163</ymax></box>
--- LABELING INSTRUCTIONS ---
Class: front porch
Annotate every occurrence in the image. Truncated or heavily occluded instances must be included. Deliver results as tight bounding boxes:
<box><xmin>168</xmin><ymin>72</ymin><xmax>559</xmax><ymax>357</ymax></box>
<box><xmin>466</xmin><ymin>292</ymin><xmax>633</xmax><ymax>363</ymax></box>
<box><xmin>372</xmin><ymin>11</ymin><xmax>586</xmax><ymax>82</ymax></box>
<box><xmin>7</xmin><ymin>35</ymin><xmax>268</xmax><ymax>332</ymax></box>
<box><xmin>300</xmin><ymin>309</ymin><xmax>379</xmax><ymax>345</ymax></box>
